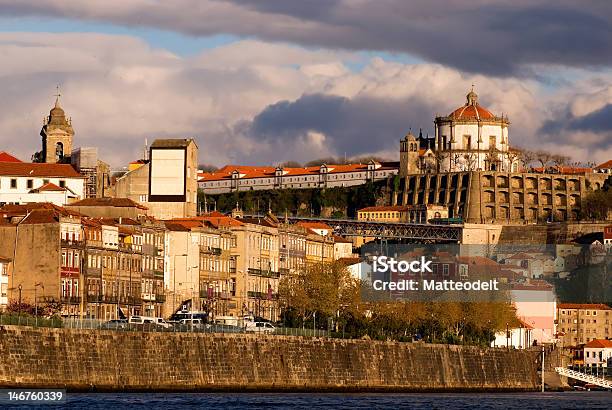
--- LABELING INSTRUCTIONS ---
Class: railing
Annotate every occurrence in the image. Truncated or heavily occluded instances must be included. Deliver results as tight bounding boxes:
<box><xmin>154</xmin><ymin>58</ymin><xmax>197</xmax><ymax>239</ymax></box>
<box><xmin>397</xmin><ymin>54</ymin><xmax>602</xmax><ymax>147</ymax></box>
<box><xmin>154</xmin><ymin>294</ymin><xmax>166</xmax><ymax>303</ymax></box>
<box><xmin>200</xmin><ymin>290</ymin><xmax>233</xmax><ymax>300</ymax></box>
<box><xmin>202</xmin><ymin>246</ymin><xmax>222</xmax><ymax>255</ymax></box>
<box><xmin>61</xmin><ymin>239</ymin><xmax>85</xmax><ymax>248</ymax></box>
<box><xmin>60</xmin><ymin>296</ymin><xmax>81</xmax><ymax>304</ymax></box>
<box><xmin>247</xmin><ymin>291</ymin><xmax>278</xmax><ymax>300</ymax></box>
<box><xmin>85</xmin><ymin>239</ymin><xmax>103</xmax><ymax>248</ymax></box>
<box><xmin>555</xmin><ymin>367</ymin><xmax>612</xmax><ymax>389</ymax></box>
<box><xmin>247</xmin><ymin>268</ymin><xmax>280</xmax><ymax>278</ymax></box>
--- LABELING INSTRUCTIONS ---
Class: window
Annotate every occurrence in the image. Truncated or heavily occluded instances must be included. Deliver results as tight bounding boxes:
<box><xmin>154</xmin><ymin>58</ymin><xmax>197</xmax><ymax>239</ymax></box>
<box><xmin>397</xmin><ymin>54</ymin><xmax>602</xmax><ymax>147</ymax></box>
<box><xmin>10</xmin><ymin>179</ymin><xmax>17</xmax><ymax>189</ymax></box>
<box><xmin>27</xmin><ymin>179</ymin><xmax>33</xmax><ymax>189</ymax></box>
<box><xmin>489</xmin><ymin>136</ymin><xmax>496</xmax><ymax>149</ymax></box>
<box><xmin>59</xmin><ymin>180</ymin><xmax>66</xmax><ymax>188</ymax></box>
<box><xmin>463</xmin><ymin>135</ymin><xmax>472</xmax><ymax>149</ymax></box>
<box><xmin>43</xmin><ymin>179</ymin><xmax>49</xmax><ymax>185</ymax></box>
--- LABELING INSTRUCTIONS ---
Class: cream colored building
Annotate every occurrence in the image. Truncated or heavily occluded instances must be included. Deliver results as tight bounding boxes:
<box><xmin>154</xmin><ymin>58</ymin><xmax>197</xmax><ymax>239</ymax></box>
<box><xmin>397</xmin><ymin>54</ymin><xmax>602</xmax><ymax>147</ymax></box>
<box><xmin>110</xmin><ymin>138</ymin><xmax>199</xmax><ymax>220</ymax></box>
<box><xmin>557</xmin><ymin>303</ymin><xmax>612</xmax><ymax>347</ymax></box>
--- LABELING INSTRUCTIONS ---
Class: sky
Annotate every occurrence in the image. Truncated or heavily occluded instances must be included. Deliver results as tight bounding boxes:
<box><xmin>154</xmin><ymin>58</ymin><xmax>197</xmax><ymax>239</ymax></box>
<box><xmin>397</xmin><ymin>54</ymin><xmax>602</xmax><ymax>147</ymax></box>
<box><xmin>0</xmin><ymin>0</ymin><xmax>610</xmax><ymax>168</ymax></box>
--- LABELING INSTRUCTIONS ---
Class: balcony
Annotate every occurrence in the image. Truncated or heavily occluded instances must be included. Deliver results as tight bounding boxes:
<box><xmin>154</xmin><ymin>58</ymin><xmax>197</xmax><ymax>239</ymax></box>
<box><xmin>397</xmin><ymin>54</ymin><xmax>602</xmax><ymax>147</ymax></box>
<box><xmin>118</xmin><ymin>243</ymin><xmax>132</xmax><ymax>252</ymax></box>
<box><xmin>83</xmin><ymin>266</ymin><xmax>102</xmax><ymax>277</ymax></box>
<box><xmin>247</xmin><ymin>291</ymin><xmax>278</xmax><ymax>300</ymax></box>
<box><xmin>85</xmin><ymin>239</ymin><xmax>103</xmax><ymax>248</ymax></box>
<box><xmin>60</xmin><ymin>296</ymin><xmax>81</xmax><ymax>305</ymax></box>
<box><xmin>247</xmin><ymin>268</ymin><xmax>280</xmax><ymax>278</ymax></box>
<box><xmin>153</xmin><ymin>270</ymin><xmax>164</xmax><ymax>279</ymax></box>
<box><xmin>61</xmin><ymin>239</ymin><xmax>84</xmax><ymax>249</ymax></box>
<box><xmin>201</xmin><ymin>246</ymin><xmax>222</xmax><ymax>256</ymax></box>
<box><xmin>200</xmin><ymin>290</ymin><xmax>233</xmax><ymax>300</ymax></box>
<box><xmin>154</xmin><ymin>294</ymin><xmax>166</xmax><ymax>303</ymax></box>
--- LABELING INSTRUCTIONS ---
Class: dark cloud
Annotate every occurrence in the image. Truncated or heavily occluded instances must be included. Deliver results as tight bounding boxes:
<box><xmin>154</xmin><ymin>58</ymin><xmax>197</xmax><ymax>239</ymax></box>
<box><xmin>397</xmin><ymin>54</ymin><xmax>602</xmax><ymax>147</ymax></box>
<box><xmin>540</xmin><ymin>104</ymin><xmax>612</xmax><ymax>151</ymax></box>
<box><xmin>0</xmin><ymin>0</ymin><xmax>611</xmax><ymax>76</ymax></box>
<box><xmin>247</xmin><ymin>93</ymin><xmax>436</xmax><ymax>157</ymax></box>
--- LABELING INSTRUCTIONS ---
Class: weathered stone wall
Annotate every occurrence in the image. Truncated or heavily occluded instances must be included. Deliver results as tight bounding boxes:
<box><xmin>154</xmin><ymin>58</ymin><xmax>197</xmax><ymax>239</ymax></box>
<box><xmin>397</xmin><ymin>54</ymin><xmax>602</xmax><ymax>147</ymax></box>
<box><xmin>498</xmin><ymin>222</ymin><xmax>610</xmax><ymax>244</ymax></box>
<box><xmin>0</xmin><ymin>326</ymin><xmax>540</xmax><ymax>391</ymax></box>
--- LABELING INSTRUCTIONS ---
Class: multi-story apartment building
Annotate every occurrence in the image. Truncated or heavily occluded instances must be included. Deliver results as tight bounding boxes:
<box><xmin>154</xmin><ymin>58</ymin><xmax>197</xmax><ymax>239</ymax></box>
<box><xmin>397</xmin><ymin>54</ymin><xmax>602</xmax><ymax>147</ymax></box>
<box><xmin>557</xmin><ymin>303</ymin><xmax>612</xmax><ymax>346</ymax></box>
<box><xmin>140</xmin><ymin>218</ymin><xmax>166</xmax><ymax>317</ymax></box>
<box><xmin>0</xmin><ymin>203</ymin><xmax>168</xmax><ymax>320</ymax></box>
<box><xmin>197</xmin><ymin>225</ymin><xmax>235</xmax><ymax>318</ymax></box>
<box><xmin>278</xmin><ymin>223</ymin><xmax>307</xmax><ymax>275</ymax></box>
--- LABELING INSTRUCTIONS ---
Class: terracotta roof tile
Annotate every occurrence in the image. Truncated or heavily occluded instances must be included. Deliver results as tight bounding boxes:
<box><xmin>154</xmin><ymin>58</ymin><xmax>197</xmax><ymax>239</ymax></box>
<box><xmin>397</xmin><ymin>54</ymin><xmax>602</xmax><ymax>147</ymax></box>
<box><xmin>0</xmin><ymin>151</ymin><xmax>23</xmax><ymax>163</ymax></box>
<box><xmin>584</xmin><ymin>339</ymin><xmax>612</xmax><ymax>348</ymax></box>
<box><xmin>69</xmin><ymin>197</ymin><xmax>148</xmax><ymax>210</ymax></box>
<box><xmin>558</xmin><ymin>303</ymin><xmax>611</xmax><ymax>310</ymax></box>
<box><xmin>0</xmin><ymin>162</ymin><xmax>82</xmax><ymax>177</ymax></box>
<box><xmin>594</xmin><ymin>159</ymin><xmax>612</xmax><ymax>169</ymax></box>
<box><xmin>30</xmin><ymin>182</ymin><xmax>66</xmax><ymax>192</ymax></box>
<box><xmin>296</xmin><ymin>221</ymin><xmax>333</xmax><ymax>230</ymax></box>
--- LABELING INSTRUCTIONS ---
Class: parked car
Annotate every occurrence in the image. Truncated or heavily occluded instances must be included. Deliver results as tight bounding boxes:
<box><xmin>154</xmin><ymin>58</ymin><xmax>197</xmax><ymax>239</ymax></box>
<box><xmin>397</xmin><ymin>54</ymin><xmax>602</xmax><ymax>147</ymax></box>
<box><xmin>245</xmin><ymin>321</ymin><xmax>276</xmax><ymax>334</ymax></box>
<box><xmin>178</xmin><ymin>318</ymin><xmax>206</xmax><ymax>330</ymax></box>
<box><xmin>128</xmin><ymin>316</ymin><xmax>171</xmax><ymax>329</ymax></box>
<box><xmin>206</xmin><ymin>323</ymin><xmax>244</xmax><ymax>334</ymax></box>
<box><xmin>101</xmin><ymin>319</ymin><xmax>128</xmax><ymax>330</ymax></box>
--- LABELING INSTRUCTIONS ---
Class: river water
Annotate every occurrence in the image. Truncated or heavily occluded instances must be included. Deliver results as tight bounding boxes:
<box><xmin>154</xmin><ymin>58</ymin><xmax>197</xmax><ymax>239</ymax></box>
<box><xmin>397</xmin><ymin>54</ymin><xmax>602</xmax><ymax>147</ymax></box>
<box><xmin>61</xmin><ymin>392</ymin><xmax>611</xmax><ymax>409</ymax></box>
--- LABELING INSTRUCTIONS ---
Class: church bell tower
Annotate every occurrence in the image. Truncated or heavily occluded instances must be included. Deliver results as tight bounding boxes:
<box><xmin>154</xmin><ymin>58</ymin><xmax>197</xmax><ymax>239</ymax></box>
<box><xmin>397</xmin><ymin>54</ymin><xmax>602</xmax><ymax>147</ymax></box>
<box><xmin>36</xmin><ymin>88</ymin><xmax>74</xmax><ymax>164</ymax></box>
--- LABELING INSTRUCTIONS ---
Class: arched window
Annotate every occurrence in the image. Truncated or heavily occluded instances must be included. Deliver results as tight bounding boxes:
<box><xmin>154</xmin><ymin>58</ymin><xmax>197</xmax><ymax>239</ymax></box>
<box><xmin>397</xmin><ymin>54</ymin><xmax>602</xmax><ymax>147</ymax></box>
<box><xmin>55</xmin><ymin>142</ymin><xmax>64</xmax><ymax>161</ymax></box>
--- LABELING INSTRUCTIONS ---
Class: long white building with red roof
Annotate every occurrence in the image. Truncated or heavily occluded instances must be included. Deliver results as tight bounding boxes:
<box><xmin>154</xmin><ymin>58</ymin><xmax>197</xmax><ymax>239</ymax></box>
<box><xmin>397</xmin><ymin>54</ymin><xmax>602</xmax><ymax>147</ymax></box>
<box><xmin>198</xmin><ymin>160</ymin><xmax>398</xmax><ymax>194</ymax></box>
<box><xmin>0</xmin><ymin>158</ymin><xmax>85</xmax><ymax>206</ymax></box>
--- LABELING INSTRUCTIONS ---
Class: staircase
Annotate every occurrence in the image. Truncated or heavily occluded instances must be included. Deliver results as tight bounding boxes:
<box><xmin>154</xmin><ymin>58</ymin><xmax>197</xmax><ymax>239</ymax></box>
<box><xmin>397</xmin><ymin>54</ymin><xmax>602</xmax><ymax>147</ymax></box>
<box><xmin>555</xmin><ymin>367</ymin><xmax>612</xmax><ymax>389</ymax></box>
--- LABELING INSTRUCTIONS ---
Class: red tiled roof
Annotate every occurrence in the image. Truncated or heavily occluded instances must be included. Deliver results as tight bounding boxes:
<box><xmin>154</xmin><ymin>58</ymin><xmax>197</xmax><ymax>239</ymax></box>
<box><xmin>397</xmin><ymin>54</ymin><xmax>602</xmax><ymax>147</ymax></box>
<box><xmin>296</xmin><ymin>221</ymin><xmax>332</xmax><ymax>230</ymax></box>
<box><xmin>558</xmin><ymin>303</ymin><xmax>611</xmax><ymax>310</ymax></box>
<box><xmin>198</xmin><ymin>162</ymin><xmax>397</xmax><ymax>182</ymax></box>
<box><xmin>358</xmin><ymin>205</ymin><xmax>410</xmax><ymax>212</ymax></box>
<box><xmin>449</xmin><ymin>103</ymin><xmax>495</xmax><ymax>120</ymax></box>
<box><xmin>594</xmin><ymin>159</ymin><xmax>612</xmax><ymax>169</ymax></box>
<box><xmin>584</xmin><ymin>339</ymin><xmax>612</xmax><ymax>348</ymax></box>
<box><xmin>203</xmin><ymin>211</ymin><xmax>225</xmax><ymax>217</ymax></box>
<box><xmin>20</xmin><ymin>209</ymin><xmax>59</xmax><ymax>224</ymax></box>
<box><xmin>532</xmin><ymin>166</ymin><xmax>592</xmax><ymax>174</ymax></box>
<box><xmin>68</xmin><ymin>197</ymin><xmax>148</xmax><ymax>210</ymax></box>
<box><xmin>0</xmin><ymin>151</ymin><xmax>23</xmax><ymax>163</ymax></box>
<box><xmin>30</xmin><ymin>182</ymin><xmax>66</xmax><ymax>192</ymax></box>
<box><xmin>333</xmin><ymin>235</ymin><xmax>352</xmax><ymax>243</ymax></box>
<box><xmin>456</xmin><ymin>256</ymin><xmax>500</xmax><ymax>266</ymax></box>
<box><xmin>0</xmin><ymin>203</ymin><xmax>81</xmax><ymax>218</ymax></box>
<box><xmin>0</xmin><ymin>162</ymin><xmax>82</xmax><ymax>177</ymax></box>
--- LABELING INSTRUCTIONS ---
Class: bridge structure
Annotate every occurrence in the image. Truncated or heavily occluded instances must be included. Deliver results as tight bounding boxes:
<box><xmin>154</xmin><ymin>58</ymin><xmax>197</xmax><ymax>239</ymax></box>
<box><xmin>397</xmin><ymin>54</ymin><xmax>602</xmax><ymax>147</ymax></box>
<box><xmin>555</xmin><ymin>367</ymin><xmax>612</xmax><ymax>389</ymax></box>
<box><xmin>246</xmin><ymin>215</ymin><xmax>463</xmax><ymax>242</ymax></box>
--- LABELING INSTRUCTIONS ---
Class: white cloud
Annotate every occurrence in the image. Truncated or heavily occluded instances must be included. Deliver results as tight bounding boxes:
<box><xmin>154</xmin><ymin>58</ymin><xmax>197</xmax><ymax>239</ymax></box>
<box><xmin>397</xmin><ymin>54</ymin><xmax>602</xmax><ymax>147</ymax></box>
<box><xmin>0</xmin><ymin>32</ymin><xmax>609</xmax><ymax>168</ymax></box>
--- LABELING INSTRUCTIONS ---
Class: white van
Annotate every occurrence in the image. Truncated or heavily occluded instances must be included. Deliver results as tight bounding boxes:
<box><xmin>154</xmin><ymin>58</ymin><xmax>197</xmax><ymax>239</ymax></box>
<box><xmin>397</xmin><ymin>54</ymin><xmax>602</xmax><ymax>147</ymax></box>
<box><xmin>179</xmin><ymin>318</ymin><xmax>205</xmax><ymax>329</ymax></box>
<box><xmin>129</xmin><ymin>316</ymin><xmax>170</xmax><ymax>328</ymax></box>
<box><xmin>245</xmin><ymin>321</ymin><xmax>276</xmax><ymax>334</ymax></box>
<box><xmin>214</xmin><ymin>316</ymin><xmax>239</xmax><ymax>327</ymax></box>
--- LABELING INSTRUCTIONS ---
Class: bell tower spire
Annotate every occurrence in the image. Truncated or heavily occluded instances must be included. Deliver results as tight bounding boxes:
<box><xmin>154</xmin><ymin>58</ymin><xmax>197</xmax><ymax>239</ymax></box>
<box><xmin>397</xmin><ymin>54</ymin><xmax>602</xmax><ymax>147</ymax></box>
<box><xmin>35</xmin><ymin>86</ymin><xmax>75</xmax><ymax>163</ymax></box>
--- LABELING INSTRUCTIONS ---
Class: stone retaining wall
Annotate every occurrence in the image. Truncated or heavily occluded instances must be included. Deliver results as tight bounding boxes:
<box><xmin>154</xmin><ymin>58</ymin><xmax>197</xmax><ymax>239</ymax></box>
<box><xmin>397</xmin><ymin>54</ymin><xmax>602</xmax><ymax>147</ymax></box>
<box><xmin>0</xmin><ymin>326</ymin><xmax>540</xmax><ymax>391</ymax></box>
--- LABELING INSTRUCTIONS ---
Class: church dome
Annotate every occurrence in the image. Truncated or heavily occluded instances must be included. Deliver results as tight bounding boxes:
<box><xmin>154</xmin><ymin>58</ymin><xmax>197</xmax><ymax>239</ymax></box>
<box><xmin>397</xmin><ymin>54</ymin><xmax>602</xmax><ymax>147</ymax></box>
<box><xmin>49</xmin><ymin>98</ymin><xmax>65</xmax><ymax>117</ymax></box>
<box><xmin>449</xmin><ymin>88</ymin><xmax>495</xmax><ymax>120</ymax></box>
